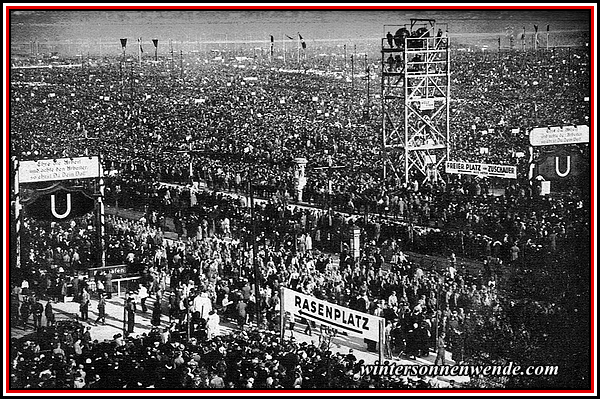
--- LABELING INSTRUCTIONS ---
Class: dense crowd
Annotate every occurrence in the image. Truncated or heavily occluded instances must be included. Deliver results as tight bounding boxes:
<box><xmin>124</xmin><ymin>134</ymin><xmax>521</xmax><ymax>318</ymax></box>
<box><xmin>11</xmin><ymin>321</ymin><xmax>459</xmax><ymax>389</ymax></box>
<box><xmin>10</xmin><ymin>44</ymin><xmax>590</xmax><ymax>267</ymax></box>
<box><xmin>10</xmin><ymin>39</ymin><xmax>591</xmax><ymax>390</ymax></box>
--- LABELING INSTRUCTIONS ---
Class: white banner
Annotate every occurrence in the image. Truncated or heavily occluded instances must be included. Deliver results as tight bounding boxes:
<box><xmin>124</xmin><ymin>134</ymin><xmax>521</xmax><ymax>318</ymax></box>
<box><xmin>20</xmin><ymin>156</ymin><xmax>101</xmax><ymax>183</ymax></box>
<box><xmin>419</xmin><ymin>98</ymin><xmax>434</xmax><ymax>110</ymax></box>
<box><xmin>529</xmin><ymin>125</ymin><xmax>589</xmax><ymax>146</ymax></box>
<box><xmin>282</xmin><ymin>288</ymin><xmax>383</xmax><ymax>341</ymax></box>
<box><xmin>445</xmin><ymin>160</ymin><xmax>517</xmax><ymax>179</ymax></box>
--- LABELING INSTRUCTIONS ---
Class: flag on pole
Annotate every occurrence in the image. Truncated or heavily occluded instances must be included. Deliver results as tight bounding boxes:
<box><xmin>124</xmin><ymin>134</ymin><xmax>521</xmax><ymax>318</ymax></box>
<box><xmin>138</xmin><ymin>38</ymin><xmax>144</xmax><ymax>53</ymax></box>
<box><xmin>270</xmin><ymin>35</ymin><xmax>274</xmax><ymax>56</ymax></box>
<box><xmin>521</xmin><ymin>27</ymin><xmax>525</xmax><ymax>40</ymax></box>
<box><xmin>547</xmin><ymin>24</ymin><xmax>550</xmax><ymax>32</ymax></box>
<box><xmin>152</xmin><ymin>39</ymin><xmax>158</xmax><ymax>61</ymax></box>
<box><xmin>120</xmin><ymin>38</ymin><xmax>127</xmax><ymax>49</ymax></box>
<box><xmin>299</xmin><ymin>33</ymin><xmax>306</xmax><ymax>49</ymax></box>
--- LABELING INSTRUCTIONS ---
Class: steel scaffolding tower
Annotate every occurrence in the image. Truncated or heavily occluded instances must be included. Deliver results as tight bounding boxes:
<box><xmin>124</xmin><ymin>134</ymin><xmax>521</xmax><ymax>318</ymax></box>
<box><xmin>381</xmin><ymin>19</ymin><xmax>450</xmax><ymax>186</ymax></box>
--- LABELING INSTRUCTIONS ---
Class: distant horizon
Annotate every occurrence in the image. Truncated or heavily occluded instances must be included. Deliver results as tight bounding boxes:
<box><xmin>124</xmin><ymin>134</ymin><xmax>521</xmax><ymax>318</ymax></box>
<box><xmin>9</xmin><ymin>8</ymin><xmax>591</xmax><ymax>53</ymax></box>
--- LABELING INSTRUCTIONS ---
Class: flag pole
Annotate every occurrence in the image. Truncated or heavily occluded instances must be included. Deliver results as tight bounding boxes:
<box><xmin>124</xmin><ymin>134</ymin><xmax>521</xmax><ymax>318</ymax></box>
<box><xmin>13</xmin><ymin>157</ymin><xmax>21</xmax><ymax>269</ymax></box>
<box><xmin>379</xmin><ymin>318</ymin><xmax>384</xmax><ymax>363</ymax></box>
<box><xmin>280</xmin><ymin>288</ymin><xmax>285</xmax><ymax>342</ymax></box>
<box><xmin>283</xmin><ymin>33</ymin><xmax>286</xmax><ymax>65</ymax></box>
<box><xmin>138</xmin><ymin>37</ymin><xmax>142</xmax><ymax>67</ymax></box>
<box><xmin>297</xmin><ymin>33</ymin><xmax>300</xmax><ymax>64</ymax></box>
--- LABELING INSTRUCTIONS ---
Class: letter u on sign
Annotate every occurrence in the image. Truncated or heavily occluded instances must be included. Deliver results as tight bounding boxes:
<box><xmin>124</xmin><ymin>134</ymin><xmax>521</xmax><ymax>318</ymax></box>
<box><xmin>555</xmin><ymin>156</ymin><xmax>571</xmax><ymax>178</ymax></box>
<box><xmin>50</xmin><ymin>193</ymin><xmax>72</xmax><ymax>219</ymax></box>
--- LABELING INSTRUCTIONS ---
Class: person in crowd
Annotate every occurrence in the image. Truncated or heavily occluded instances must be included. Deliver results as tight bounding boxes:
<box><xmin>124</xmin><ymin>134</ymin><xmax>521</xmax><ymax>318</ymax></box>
<box><xmin>31</xmin><ymin>297</ymin><xmax>44</xmax><ymax>330</ymax></box>
<box><xmin>80</xmin><ymin>288</ymin><xmax>90</xmax><ymax>322</ymax></box>
<box><xmin>95</xmin><ymin>293</ymin><xmax>107</xmax><ymax>325</ymax></box>
<box><xmin>44</xmin><ymin>299</ymin><xmax>55</xmax><ymax>327</ymax></box>
<box><xmin>151</xmin><ymin>294</ymin><xmax>163</xmax><ymax>327</ymax></box>
<box><xmin>125</xmin><ymin>296</ymin><xmax>137</xmax><ymax>335</ymax></box>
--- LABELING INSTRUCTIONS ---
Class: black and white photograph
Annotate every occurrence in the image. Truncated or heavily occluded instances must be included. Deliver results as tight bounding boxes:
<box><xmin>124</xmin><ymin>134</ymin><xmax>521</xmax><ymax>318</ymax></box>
<box><xmin>4</xmin><ymin>3</ymin><xmax>596</xmax><ymax>394</ymax></box>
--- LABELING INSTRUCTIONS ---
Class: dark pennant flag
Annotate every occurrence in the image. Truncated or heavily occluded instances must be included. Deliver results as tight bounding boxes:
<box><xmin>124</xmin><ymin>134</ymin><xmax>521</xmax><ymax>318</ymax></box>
<box><xmin>299</xmin><ymin>33</ymin><xmax>306</xmax><ymax>49</ymax></box>
<box><xmin>120</xmin><ymin>38</ymin><xmax>127</xmax><ymax>49</ymax></box>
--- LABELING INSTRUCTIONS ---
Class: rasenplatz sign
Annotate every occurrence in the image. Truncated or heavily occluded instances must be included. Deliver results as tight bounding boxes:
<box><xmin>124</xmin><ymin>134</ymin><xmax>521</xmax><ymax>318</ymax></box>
<box><xmin>282</xmin><ymin>287</ymin><xmax>383</xmax><ymax>341</ymax></box>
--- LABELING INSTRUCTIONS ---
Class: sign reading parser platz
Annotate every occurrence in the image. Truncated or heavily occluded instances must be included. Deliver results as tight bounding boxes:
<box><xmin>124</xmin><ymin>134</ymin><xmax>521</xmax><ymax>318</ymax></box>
<box><xmin>19</xmin><ymin>156</ymin><xmax>101</xmax><ymax>183</ymax></box>
<box><xmin>529</xmin><ymin>125</ymin><xmax>589</xmax><ymax>146</ymax></box>
<box><xmin>445</xmin><ymin>161</ymin><xmax>517</xmax><ymax>179</ymax></box>
<box><xmin>282</xmin><ymin>287</ymin><xmax>383</xmax><ymax>341</ymax></box>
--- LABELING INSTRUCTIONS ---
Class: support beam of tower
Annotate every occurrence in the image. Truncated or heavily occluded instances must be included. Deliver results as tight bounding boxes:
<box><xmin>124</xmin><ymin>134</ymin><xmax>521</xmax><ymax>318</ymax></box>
<box><xmin>381</xmin><ymin>19</ymin><xmax>450</xmax><ymax>186</ymax></box>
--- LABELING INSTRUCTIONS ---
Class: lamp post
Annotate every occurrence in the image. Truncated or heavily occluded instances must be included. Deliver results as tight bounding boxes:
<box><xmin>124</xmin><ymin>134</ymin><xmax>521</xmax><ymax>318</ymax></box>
<box><xmin>244</xmin><ymin>146</ymin><xmax>261</xmax><ymax>328</ymax></box>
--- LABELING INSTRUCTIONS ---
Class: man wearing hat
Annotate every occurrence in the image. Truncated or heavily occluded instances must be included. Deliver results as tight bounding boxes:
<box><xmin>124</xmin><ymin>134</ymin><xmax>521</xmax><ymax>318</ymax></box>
<box><xmin>80</xmin><ymin>288</ymin><xmax>90</xmax><ymax>322</ymax></box>
<box><xmin>435</xmin><ymin>331</ymin><xmax>447</xmax><ymax>365</ymax></box>
<box><xmin>95</xmin><ymin>293</ymin><xmax>107</xmax><ymax>325</ymax></box>
<box><xmin>125</xmin><ymin>295</ymin><xmax>137</xmax><ymax>334</ymax></box>
<box><xmin>31</xmin><ymin>297</ymin><xmax>44</xmax><ymax>330</ymax></box>
<box><xmin>45</xmin><ymin>299</ymin><xmax>55</xmax><ymax>327</ymax></box>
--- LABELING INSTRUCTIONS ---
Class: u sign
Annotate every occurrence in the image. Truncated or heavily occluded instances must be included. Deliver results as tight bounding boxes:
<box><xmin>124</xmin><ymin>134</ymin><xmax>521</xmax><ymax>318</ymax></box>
<box><xmin>50</xmin><ymin>193</ymin><xmax>72</xmax><ymax>219</ymax></box>
<box><xmin>555</xmin><ymin>156</ymin><xmax>571</xmax><ymax>178</ymax></box>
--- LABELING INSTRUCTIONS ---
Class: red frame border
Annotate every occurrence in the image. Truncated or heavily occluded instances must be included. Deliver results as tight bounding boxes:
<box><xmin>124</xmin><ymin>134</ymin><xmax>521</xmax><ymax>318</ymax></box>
<box><xmin>4</xmin><ymin>3</ymin><xmax>596</xmax><ymax>395</ymax></box>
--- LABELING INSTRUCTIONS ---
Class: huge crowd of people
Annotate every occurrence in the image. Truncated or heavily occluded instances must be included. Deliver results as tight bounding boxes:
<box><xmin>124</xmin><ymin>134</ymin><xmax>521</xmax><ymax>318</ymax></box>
<box><xmin>9</xmin><ymin>35</ymin><xmax>591</xmax><ymax>390</ymax></box>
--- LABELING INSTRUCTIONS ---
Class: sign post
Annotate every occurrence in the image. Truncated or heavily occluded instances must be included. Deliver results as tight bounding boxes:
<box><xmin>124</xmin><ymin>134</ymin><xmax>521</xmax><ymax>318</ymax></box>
<box><xmin>12</xmin><ymin>157</ymin><xmax>21</xmax><ymax>269</ymax></box>
<box><xmin>280</xmin><ymin>288</ymin><xmax>285</xmax><ymax>342</ymax></box>
<box><xmin>13</xmin><ymin>155</ymin><xmax>103</xmax><ymax>273</ymax></box>
<box><xmin>379</xmin><ymin>318</ymin><xmax>384</xmax><ymax>363</ymax></box>
<box><xmin>98</xmin><ymin>158</ymin><xmax>106</xmax><ymax>268</ymax></box>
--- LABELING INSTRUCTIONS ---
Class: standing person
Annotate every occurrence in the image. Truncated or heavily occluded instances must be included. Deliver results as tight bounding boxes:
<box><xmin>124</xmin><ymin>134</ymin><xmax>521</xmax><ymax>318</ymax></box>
<box><xmin>31</xmin><ymin>297</ymin><xmax>44</xmax><ymax>330</ymax></box>
<box><xmin>80</xmin><ymin>288</ymin><xmax>90</xmax><ymax>322</ymax></box>
<box><xmin>206</xmin><ymin>310</ymin><xmax>220</xmax><ymax>340</ymax></box>
<box><xmin>96</xmin><ymin>276</ymin><xmax>105</xmax><ymax>299</ymax></box>
<box><xmin>151</xmin><ymin>294</ymin><xmax>162</xmax><ymax>327</ymax></box>
<box><xmin>138</xmin><ymin>284</ymin><xmax>149</xmax><ymax>313</ymax></box>
<box><xmin>168</xmin><ymin>292</ymin><xmax>178</xmax><ymax>323</ymax></box>
<box><xmin>95</xmin><ymin>294</ymin><xmax>106</xmax><ymax>325</ymax></box>
<box><xmin>60</xmin><ymin>278</ymin><xmax>68</xmax><ymax>303</ymax></box>
<box><xmin>45</xmin><ymin>299</ymin><xmax>55</xmax><ymax>327</ymax></box>
<box><xmin>72</xmin><ymin>275</ymin><xmax>80</xmax><ymax>302</ymax></box>
<box><xmin>83</xmin><ymin>326</ymin><xmax>92</xmax><ymax>350</ymax></box>
<box><xmin>11</xmin><ymin>287</ymin><xmax>21</xmax><ymax>323</ymax></box>
<box><xmin>20</xmin><ymin>298</ymin><xmax>31</xmax><ymax>328</ymax></box>
<box><xmin>236</xmin><ymin>299</ymin><xmax>248</xmax><ymax>330</ymax></box>
<box><xmin>125</xmin><ymin>296</ymin><xmax>136</xmax><ymax>334</ymax></box>
<box><xmin>73</xmin><ymin>339</ymin><xmax>84</xmax><ymax>363</ymax></box>
<box><xmin>435</xmin><ymin>332</ymin><xmax>446</xmax><ymax>365</ymax></box>
<box><xmin>192</xmin><ymin>291</ymin><xmax>212</xmax><ymax>321</ymax></box>
<box><xmin>104</xmin><ymin>272</ymin><xmax>113</xmax><ymax>299</ymax></box>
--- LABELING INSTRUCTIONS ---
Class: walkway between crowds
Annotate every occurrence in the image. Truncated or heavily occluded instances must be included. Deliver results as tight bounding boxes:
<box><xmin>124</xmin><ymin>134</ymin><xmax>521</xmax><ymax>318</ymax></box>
<box><xmin>11</xmin><ymin>292</ymin><xmax>468</xmax><ymax>387</ymax></box>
